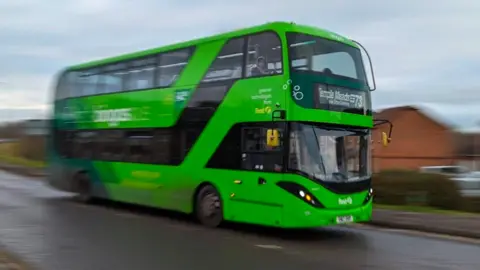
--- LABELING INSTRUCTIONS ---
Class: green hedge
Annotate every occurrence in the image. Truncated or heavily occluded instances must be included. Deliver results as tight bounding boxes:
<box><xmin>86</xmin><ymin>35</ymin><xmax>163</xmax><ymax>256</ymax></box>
<box><xmin>18</xmin><ymin>136</ymin><xmax>46</xmax><ymax>161</ymax></box>
<box><xmin>372</xmin><ymin>169</ymin><xmax>467</xmax><ymax>211</ymax></box>
<box><xmin>463</xmin><ymin>197</ymin><xmax>480</xmax><ymax>213</ymax></box>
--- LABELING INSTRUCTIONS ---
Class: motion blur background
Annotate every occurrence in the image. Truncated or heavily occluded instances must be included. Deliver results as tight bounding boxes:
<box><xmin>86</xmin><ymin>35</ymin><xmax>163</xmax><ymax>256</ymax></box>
<box><xmin>0</xmin><ymin>2</ymin><xmax>480</xmax><ymax>270</ymax></box>
<box><xmin>0</xmin><ymin>0</ymin><xmax>479</xmax><ymax>214</ymax></box>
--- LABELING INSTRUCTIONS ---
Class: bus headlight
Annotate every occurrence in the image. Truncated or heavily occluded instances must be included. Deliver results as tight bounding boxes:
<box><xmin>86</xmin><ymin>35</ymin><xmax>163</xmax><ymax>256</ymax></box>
<box><xmin>277</xmin><ymin>181</ymin><xmax>324</xmax><ymax>208</ymax></box>
<box><xmin>363</xmin><ymin>188</ymin><xmax>373</xmax><ymax>204</ymax></box>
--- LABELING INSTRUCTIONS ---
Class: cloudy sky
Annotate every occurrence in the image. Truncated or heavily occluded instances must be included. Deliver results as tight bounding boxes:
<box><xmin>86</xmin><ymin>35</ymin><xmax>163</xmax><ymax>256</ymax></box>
<box><xmin>1</xmin><ymin>0</ymin><xmax>479</xmax><ymax>129</ymax></box>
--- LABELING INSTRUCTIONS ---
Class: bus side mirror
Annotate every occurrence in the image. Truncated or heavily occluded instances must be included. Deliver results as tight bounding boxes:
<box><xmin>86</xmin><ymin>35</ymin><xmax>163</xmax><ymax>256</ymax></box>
<box><xmin>266</xmin><ymin>129</ymin><xmax>280</xmax><ymax>147</ymax></box>
<box><xmin>381</xmin><ymin>132</ymin><xmax>390</xmax><ymax>146</ymax></box>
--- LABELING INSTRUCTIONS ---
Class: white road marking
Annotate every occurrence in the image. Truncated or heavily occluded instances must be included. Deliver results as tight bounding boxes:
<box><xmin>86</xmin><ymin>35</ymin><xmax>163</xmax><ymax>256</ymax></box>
<box><xmin>114</xmin><ymin>212</ymin><xmax>139</xmax><ymax>218</ymax></box>
<box><xmin>254</xmin><ymin>244</ymin><xmax>283</xmax><ymax>249</ymax></box>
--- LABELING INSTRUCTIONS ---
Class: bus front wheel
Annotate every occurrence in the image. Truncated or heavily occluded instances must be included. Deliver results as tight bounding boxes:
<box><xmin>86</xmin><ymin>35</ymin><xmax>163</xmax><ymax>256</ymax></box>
<box><xmin>195</xmin><ymin>185</ymin><xmax>223</xmax><ymax>227</ymax></box>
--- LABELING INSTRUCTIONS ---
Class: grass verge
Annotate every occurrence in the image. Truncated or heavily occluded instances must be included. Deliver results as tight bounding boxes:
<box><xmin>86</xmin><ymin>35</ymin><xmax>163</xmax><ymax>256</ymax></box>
<box><xmin>0</xmin><ymin>142</ymin><xmax>45</xmax><ymax>168</ymax></box>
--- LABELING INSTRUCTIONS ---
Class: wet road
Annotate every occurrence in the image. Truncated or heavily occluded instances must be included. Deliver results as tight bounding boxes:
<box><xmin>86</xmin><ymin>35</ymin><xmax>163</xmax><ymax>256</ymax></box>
<box><xmin>0</xmin><ymin>171</ymin><xmax>479</xmax><ymax>270</ymax></box>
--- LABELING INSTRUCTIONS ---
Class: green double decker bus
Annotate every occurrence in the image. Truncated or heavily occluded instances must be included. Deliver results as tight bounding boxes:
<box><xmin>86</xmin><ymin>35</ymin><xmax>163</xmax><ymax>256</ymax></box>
<box><xmin>48</xmin><ymin>21</ymin><xmax>391</xmax><ymax>228</ymax></box>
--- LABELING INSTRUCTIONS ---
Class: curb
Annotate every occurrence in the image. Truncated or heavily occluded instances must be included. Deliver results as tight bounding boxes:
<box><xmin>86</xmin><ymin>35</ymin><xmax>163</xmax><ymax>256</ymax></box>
<box><xmin>368</xmin><ymin>220</ymin><xmax>480</xmax><ymax>240</ymax></box>
<box><xmin>0</xmin><ymin>164</ymin><xmax>46</xmax><ymax>178</ymax></box>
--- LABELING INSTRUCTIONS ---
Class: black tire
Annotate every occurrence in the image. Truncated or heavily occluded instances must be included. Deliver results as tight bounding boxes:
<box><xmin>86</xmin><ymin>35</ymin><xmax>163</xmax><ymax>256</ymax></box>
<box><xmin>74</xmin><ymin>172</ymin><xmax>93</xmax><ymax>203</ymax></box>
<box><xmin>195</xmin><ymin>185</ymin><xmax>223</xmax><ymax>227</ymax></box>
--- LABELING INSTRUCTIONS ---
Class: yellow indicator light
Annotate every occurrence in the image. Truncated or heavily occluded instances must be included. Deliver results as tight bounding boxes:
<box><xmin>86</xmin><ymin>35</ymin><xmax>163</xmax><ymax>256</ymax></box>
<box><xmin>234</xmin><ymin>180</ymin><xmax>242</xmax><ymax>184</ymax></box>
<box><xmin>305</xmin><ymin>194</ymin><xmax>312</xmax><ymax>201</ymax></box>
<box><xmin>230</xmin><ymin>193</ymin><xmax>235</xmax><ymax>198</ymax></box>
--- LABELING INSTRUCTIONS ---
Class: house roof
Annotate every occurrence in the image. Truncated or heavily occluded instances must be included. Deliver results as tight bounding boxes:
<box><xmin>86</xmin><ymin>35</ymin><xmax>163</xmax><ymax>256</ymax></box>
<box><xmin>456</xmin><ymin>127</ymin><xmax>480</xmax><ymax>134</ymax></box>
<box><xmin>374</xmin><ymin>104</ymin><xmax>456</xmax><ymax>130</ymax></box>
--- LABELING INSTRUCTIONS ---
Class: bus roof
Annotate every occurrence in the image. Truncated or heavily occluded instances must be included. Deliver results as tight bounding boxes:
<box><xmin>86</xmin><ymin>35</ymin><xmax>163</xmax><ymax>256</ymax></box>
<box><xmin>70</xmin><ymin>21</ymin><xmax>357</xmax><ymax>70</ymax></box>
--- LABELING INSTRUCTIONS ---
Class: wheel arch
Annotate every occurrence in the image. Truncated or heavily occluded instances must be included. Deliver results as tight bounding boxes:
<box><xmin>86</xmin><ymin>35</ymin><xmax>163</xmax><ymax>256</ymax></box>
<box><xmin>70</xmin><ymin>169</ymin><xmax>89</xmax><ymax>192</ymax></box>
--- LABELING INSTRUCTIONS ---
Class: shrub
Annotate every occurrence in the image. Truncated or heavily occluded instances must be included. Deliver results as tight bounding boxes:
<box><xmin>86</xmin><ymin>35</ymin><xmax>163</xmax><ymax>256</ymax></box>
<box><xmin>373</xmin><ymin>169</ymin><xmax>464</xmax><ymax>210</ymax></box>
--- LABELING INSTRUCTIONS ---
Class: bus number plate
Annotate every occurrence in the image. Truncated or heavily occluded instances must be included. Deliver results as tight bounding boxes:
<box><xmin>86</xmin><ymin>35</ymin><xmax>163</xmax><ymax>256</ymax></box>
<box><xmin>336</xmin><ymin>215</ymin><xmax>354</xmax><ymax>224</ymax></box>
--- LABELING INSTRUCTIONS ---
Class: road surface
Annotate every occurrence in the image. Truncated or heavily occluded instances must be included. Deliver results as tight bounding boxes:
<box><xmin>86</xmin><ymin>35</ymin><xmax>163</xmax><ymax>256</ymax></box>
<box><xmin>0</xmin><ymin>171</ymin><xmax>479</xmax><ymax>270</ymax></box>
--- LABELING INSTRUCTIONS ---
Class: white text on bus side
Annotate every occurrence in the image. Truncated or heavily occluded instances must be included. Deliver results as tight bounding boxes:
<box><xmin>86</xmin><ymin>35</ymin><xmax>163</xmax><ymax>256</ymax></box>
<box><xmin>94</xmin><ymin>108</ymin><xmax>132</xmax><ymax>126</ymax></box>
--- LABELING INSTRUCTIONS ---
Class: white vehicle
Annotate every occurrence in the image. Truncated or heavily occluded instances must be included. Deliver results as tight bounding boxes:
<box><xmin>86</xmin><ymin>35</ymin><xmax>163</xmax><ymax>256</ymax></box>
<box><xmin>419</xmin><ymin>166</ymin><xmax>470</xmax><ymax>177</ymax></box>
<box><xmin>451</xmin><ymin>171</ymin><xmax>480</xmax><ymax>197</ymax></box>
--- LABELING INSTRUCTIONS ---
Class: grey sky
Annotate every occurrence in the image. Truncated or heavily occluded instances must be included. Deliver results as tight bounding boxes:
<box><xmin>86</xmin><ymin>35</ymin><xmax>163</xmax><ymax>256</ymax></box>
<box><xmin>0</xmin><ymin>0</ymin><xmax>479</xmax><ymax>128</ymax></box>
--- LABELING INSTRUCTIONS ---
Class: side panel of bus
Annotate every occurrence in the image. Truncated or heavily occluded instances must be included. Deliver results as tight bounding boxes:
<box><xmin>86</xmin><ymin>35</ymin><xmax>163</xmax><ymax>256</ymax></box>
<box><xmin>48</xmin><ymin>29</ymin><xmax>290</xmax><ymax>224</ymax></box>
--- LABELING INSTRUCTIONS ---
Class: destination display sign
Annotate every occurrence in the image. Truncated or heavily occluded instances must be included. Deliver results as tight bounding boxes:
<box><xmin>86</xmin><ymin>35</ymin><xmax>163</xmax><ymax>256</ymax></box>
<box><xmin>315</xmin><ymin>84</ymin><xmax>369</xmax><ymax>114</ymax></box>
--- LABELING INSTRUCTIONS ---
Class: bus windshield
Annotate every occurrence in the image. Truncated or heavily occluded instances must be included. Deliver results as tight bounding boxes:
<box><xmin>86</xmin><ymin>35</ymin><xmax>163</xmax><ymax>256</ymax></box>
<box><xmin>287</xmin><ymin>33</ymin><xmax>367</xmax><ymax>83</ymax></box>
<box><xmin>288</xmin><ymin>123</ymin><xmax>371</xmax><ymax>182</ymax></box>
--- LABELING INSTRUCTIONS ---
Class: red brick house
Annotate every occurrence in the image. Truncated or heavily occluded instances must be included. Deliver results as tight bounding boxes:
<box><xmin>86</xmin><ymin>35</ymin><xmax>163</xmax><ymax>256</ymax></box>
<box><xmin>454</xmin><ymin>128</ymin><xmax>480</xmax><ymax>171</ymax></box>
<box><xmin>372</xmin><ymin>105</ymin><xmax>479</xmax><ymax>172</ymax></box>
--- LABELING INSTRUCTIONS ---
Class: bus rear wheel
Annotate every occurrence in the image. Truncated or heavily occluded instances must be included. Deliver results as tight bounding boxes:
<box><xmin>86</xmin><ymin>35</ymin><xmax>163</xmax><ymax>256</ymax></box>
<box><xmin>74</xmin><ymin>172</ymin><xmax>93</xmax><ymax>203</ymax></box>
<box><xmin>195</xmin><ymin>185</ymin><xmax>223</xmax><ymax>227</ymax></box>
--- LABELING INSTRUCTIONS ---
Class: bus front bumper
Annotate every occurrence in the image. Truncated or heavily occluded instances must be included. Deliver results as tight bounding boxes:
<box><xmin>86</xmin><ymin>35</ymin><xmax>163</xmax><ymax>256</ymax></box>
<box><xmin>281</xmin><ymin>201</ymin><xmax>373</xmax><ymax>228</ymax></box>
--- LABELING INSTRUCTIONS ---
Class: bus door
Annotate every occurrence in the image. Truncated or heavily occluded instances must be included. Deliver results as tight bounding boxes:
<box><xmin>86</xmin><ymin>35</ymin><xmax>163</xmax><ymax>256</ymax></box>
<box><xmin>229</xmin><ymin>124</ymin><xmax>285</xmax><ymax>226</ymax></box>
